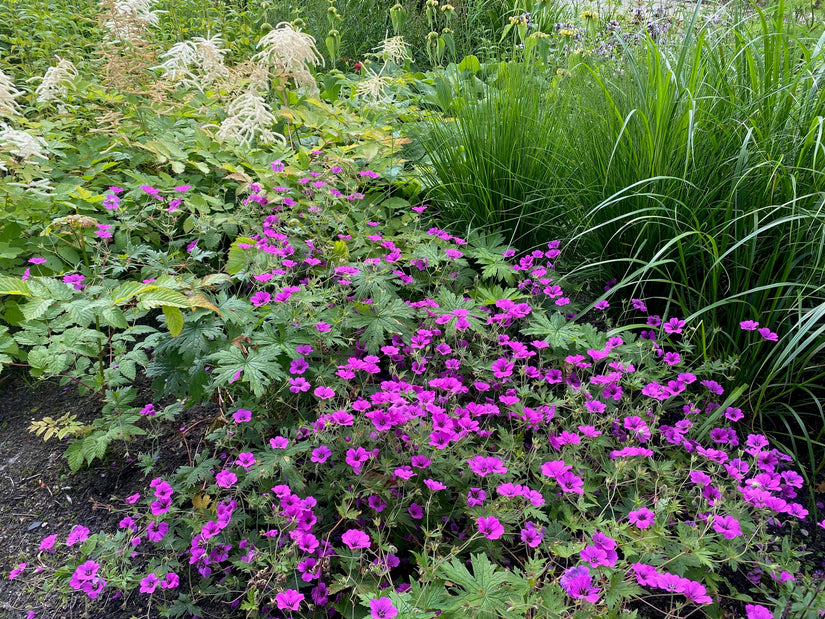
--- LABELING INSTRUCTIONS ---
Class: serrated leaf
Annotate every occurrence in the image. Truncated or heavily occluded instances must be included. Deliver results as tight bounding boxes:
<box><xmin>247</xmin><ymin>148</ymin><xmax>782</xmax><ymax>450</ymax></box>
<box><xmin>0</xmin><ymin>275</ymin><xmax>32</xmax><ymax>297</ymax></box>
<box><xmin>66</xmin><ymin>440</ymin><xmax>85</xmax><ymax>473</ymax></box>
<box><xmin>66</xmin><ymin>300</ymin><xmax>96</xmax><ymax>327</ymax></box>
<box><xmin>522</xmin><ymin>312</ymin><xmax>579</xmax><ymax>351</ymax></box>
<box><xmin>163</xmin><ymin>305</ymin><xmax>185</xmax><ymax>337</ymax></box>
<box><xmin>136</xmin><ymin>287</ymin><xmax>190</xmax><ymax>310</ymax></box>
<box><xmin>187</xmin><ymin>293</ymin><xmax>221</xmax><ymax>315</ymax></box>
<box><xmin>110</xmin><ymin>281</ymin><xmax>146</xmax><ymax>305</ymax></box>
<box><xmin>119</xmin><ymin>359</ymin><xmax>137</xmax><ymax>381</ymax></box>
<box><xmin>100</xmin><ymin>306</ymin><xmax>129</xmax><ymax>329</ymax></box>
<box><xmin>226</xmin><ymin>238</ymin><xmax>256</xmax><ymax>275</ymax></box>
<box><xmin>22</xmin><ymin>297</ymin><xmax>53</xmax><ymax>321</ymax></box>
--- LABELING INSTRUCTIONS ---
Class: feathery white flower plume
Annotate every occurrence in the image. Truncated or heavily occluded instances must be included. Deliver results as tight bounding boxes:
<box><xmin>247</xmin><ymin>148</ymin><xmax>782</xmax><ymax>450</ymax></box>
<box><xmin>253</xmin><ymin>22</ymin><xmax>324</xmax><ymax>92</ymax></box>
<box><xmin>374</xmin><ymin>36</ymin><xmax>411</xmax><ymax>65</ymax></box>
<box><xmin>103</xmin><ymin>0</ymin><xmax>160</xmax><ymax>42</ymax></box>
<box><xmin>353</xmin><ymin>68</ymin><xmax>393</xmax><ymax>102</ymax></box>
<box><xmin>153</xmin><ymin>34</ymin><xmax>229</xmax><ymax>89</ymax></box>
<box><xmin>0</xmin><ymin>123</ymin><xmax>49</xmax><ymax>162</ymax></box>
<box><xmin>34</xmin><ymin>57</ymin><xmax>78</xmax><ymax>105</ymax></box>
<box><xmin>216</xmin><ymin>91</ymin><xmax>285</xmax><ymax>147</ymax></box>
<box><xmin>0</xmin><ymin>69</ymin><xmax>23</xmax><ymax>118</ymax></box>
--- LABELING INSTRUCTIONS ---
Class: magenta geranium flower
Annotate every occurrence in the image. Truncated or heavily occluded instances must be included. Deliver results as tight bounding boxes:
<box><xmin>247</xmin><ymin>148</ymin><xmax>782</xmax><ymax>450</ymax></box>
<box><xmin>269</xmin><ymin>437</ymin><xmax>289</xmax><ymax>449</ymax></box>
<box><xmin>314</xmin><ymin>386</ymin><xmax>335</xmax><ymax>399</ymax></box>
<box><xmin>39</xmin><ymin>534</ymin><xmax>57</xmax><ymax>552</ymax></box>
<box><xmin>250</xmin><ymin>291</ymin><xmax>271</xmax><ymax>306</ymax></box>
<box><xmin>477</xmin><ymin>516</ymin><xmax>504</xmax><ymax>540</ymax></box>
<box><xmin>628</xmin><ymin>508</ymin><xmax>655</xmax><ymax>529</ymax></box>
<box><xmin>712</xmin><ymin>515</ymin><xmax>742</xmax><ymax>539</ymax></box>
<box><xmin>66</xmin><ymin>525</ymin><xmax>89</xmax><ymax>546</ymax></box>
<box><xmin>424</xmin><ymin>479</ymin><xmax>447</xmax><ymax>492</ymax></box>
<box><xmin>232</xmin><ymin>408</ymin><xmax>252</xmax><ymax>423</ymax></box>
<box><xmin>370</xmin><ymin>597</ymin><xmax>399</xmax><ymax>619</ymax></box>
<box><xmin>311</xmin><ymin>445</ymin><xmax>331</xmax><ymax>463</ymax></box>
<box><xmin>139</xmin><ymin>572</ymin><xmax>159</xmax><ymax>594</ymax></box>
<box><xmin>745</xmin><ymin>604</ymin><xmax>773</xmax><ymax>619</ymax></box>
<box><xmin>275</xmin><ymin>589</ymin><xmax>305</xmax><ymax>611</ymax></box>
<box><xmin>9</xmin><ymin>563</ymin><xmax>25</xmax><ymax>579</ymax></box>
<box><xmin>341</xmin><ymin>529</ymin><xmax>371</xmax><ymax>549</ymax></box>
<box><xmin>560</xmin><ymin>565</ymin><xmax>600</xmax><ymax>603</ymax></box>
<box><xmin>215</xmin><ymin>470</ymin><xmax>237</xmax><ymax>488</ymax></box>
<box><xmin>758</xmin><ymin>327</ymin><xmax>778</xmax><ymax>342</ymax></box>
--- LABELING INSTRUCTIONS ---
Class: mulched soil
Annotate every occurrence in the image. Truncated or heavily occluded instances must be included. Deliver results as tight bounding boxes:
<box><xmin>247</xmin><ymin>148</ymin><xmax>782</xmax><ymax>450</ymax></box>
<box><xmin>0</xmin><ymin>369</ymin><xmax>228</xmax><ymax>619</ymax></box>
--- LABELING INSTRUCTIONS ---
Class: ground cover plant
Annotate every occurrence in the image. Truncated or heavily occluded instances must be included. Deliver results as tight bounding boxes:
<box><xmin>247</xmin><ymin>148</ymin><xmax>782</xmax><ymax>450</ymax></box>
<box><xmin>413</xmin><ymin>0</ymin><xmax>825</xmax><ymax>475</ymax></box>
<box><xmin>2</xmin><ymin>0</ymin><xmax>825</xmax><ymax>617</ymax></box>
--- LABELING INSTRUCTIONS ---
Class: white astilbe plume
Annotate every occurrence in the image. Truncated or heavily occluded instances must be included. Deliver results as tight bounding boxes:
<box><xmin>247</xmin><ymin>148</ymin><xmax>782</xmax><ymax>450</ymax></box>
<box><xmin>216</xmin><ymin>91</ymin><xmax>285</xmax><ymax>147</ymax></box>
<box><xmin>0</xmin><ymin>123</ymin><xmax>49</xmax><ymax>162</ymax></box>
<box><xmin>196</xmin><ymin>35</ymin><xmax>230</xmax><ymax>84</ymax></box>
<box><xmin>34</xmin><ymin>57</ymin><xmax>78</xmax><ymax>105</ymax></box>
<box><xmin>374</xmin><ymin>36</ymin><xmax>411</xmax><ymax>65</ymax></box>
<box><xmin>103</xmin><ymin>0</ymin><xmax>160</xmax><ymax>42</ymax></box>
<box><xmin>153</xmin><ymin>34</ymin><xmax>228</xmax><ymax>89</ymax></box>
<box><xmin>154</xmin><ymin>40</ymin><xmax>199</xmax><ymax>81</ymax></box>
<box><xmin>253</xmin><ymin>22</ymin><xmax>324</xmax><ymax>92</ymax></box>
<box><xmin>354</xmin><ymin>68</ymin><xmax>393</xmax><ymax>102</ymax></box>
<box><xmin>0</xmin><ymin>69</ymin><xmax>23</xmax><ymax>117</ymax></box>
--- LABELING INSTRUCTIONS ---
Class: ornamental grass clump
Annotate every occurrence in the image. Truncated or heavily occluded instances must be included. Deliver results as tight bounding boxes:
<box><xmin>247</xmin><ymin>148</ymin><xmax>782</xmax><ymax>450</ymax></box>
<box><xmin>14</xmin><ymin>150</ymin><xmax>823</xmax><ymax>618</ymax></box>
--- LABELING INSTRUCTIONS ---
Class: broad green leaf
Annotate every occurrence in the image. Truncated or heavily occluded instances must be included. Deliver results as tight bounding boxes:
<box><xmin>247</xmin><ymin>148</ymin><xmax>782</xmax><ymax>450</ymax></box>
<box><xmin>136</xmin><ymin>287</ymin><xmax>190</xmax><ymax>310</ymax></box>
<box><xmin>22</xmin><ymin>297</ymin><xmax>54</xmax><ymax>321</ymax></box>
<box><xmin>0</xmin><ymin>275</ymin><xmax>31</xmax><ymax>297</ymax></box>
<box><xmin>163</xmin><ymin>305</ymin><xmax>185</xmax><ymax>337</ymax></box>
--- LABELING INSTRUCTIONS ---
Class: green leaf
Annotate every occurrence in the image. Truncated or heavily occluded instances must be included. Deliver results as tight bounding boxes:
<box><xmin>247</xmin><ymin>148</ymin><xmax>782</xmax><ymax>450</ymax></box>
<box><xmin>605</xmin><ymin>572</ymin><xmax>642</xmax><ymax>610</ymax></box>
<box><xmin>136</xmin><ymin>287</ymin><xmax>190</xmax><ymax>310</ymax></box>
<box><xmin>0</xmin><ymin>275</ymin><xmax>31</xmax><ymax>297</ymax></box>
<box><xmin>522</xmin><ymin>312</ymin><xmax>579</xmax><ymax>351</ymax></box>
<box><xmin>163</xmin><ymin>305</ymin><xmax>185</xmax><ymax>337</ymax></box>
<box><xmin>226</xmin><ymin>237</ymin><xmax>256</xmax><ymax>275</ymax></box>
<box><xmin>22</xmin><ymin>297</ymin><xmax>53</xmax><ymax>321</ymax></box>
<box><xmin>100</xmin><ymin>306</ymin><xmax>129</xmax><ymax>329</ymax></box>
<box><xmin>66</xmin><ymin>440</ymin><xmax>85</xmax><ymax>473</ymax></box>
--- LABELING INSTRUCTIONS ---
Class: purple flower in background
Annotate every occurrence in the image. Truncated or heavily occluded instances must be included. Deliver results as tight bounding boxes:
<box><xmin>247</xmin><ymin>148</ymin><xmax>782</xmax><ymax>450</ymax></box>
<box><xmin>250</xmin><ymin>291</ymin><xmax>271</xmax><ymax>306</ymax></box>
<box><xmin>663</xmin><ymin>317</ymin><xmax>686</xmax><ymax>334</ymax></box>
<box><xmin>712</xmin><ymin>515</ymin><xmax>742</xmax><ymax>539</ymax></box>
<box><xmin>745</xmin><ymin>605</ymin><xmax>773</xmax><ymax>619</ymax></box>
<box><xmin>424</xmin><ymin>478</ymin><xmax>447</xmax><ymax>492</ymax></box>
<box><xmin>139</xmin><ymin>572</ymin><xmax>159</xmax><ymax>593</ymax></box>
<box><xmin>370</xmin><ymin>597</ymin><xmax>398</xmax><ymax>619</ymax></box>
<box><xmin>628</xmin><ymin>508</ymin><xmax>655</xmax><ymax>529</ymax></box>
<box><xmin>311</xmin><ymin>445</ymin><xmax>331</xmax><ymax>463</ymax></box>
<box><xmin>314</xmin><ymin>386</ymin><xmax>335</xmax><ymax>400</ymax></box>
<box><xmin>275</xmin><ymin>589</ymin><xmax>304</xmax><ymax>611</ymax></box>
<box><xmin>740</xmin><ymin>320</ymin><xmax>760</xmax><ymax>330</ymax></box>
<box><xmin>66</xmin><ymin>525</ymin><xmax>89</xmax><ymax>546</ymax></box>
<box><xmin>560</xmin><ymin>565</ymin><xmax>600</xmax><ymax>603</ymax></box>
<box><xmin>233</xmin><ymin>409</ymin><xmax>252</xmax><ymax>423</ymax></box>
<box><xmin>39</xmin><ymin>534</ymin><xmax>57</xmax><ymax>552</ymax></box>
<box><xmin>62</xmin><ymin>273</ymin><xmax>85</xmax><ymax>290</ymax></box>
<box><xmin>477</xmin><ymin>516</ymin><xmax>504</xmax><ymax>540</ymax></box>
<box><xmin>758</xmin><ymin>328</ymin><xmax>779</xmax><ymax>342</ymax></box>
<box><xmin>215</xmin><ymin>470</ymin><xmax>237</xmax><ymax>489</ymax></box>
<box><xmin>341</xmin><ymin>529</ymin><xmax>370</xmax><ymax>549</ymax></box>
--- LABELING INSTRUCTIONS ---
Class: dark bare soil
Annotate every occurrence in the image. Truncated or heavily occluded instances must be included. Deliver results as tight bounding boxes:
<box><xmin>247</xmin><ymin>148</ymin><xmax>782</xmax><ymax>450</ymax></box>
<box><xmin>0</xmin><ymin>369</ymin><xmax>227</xmax><ymax>619</ymax></box>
